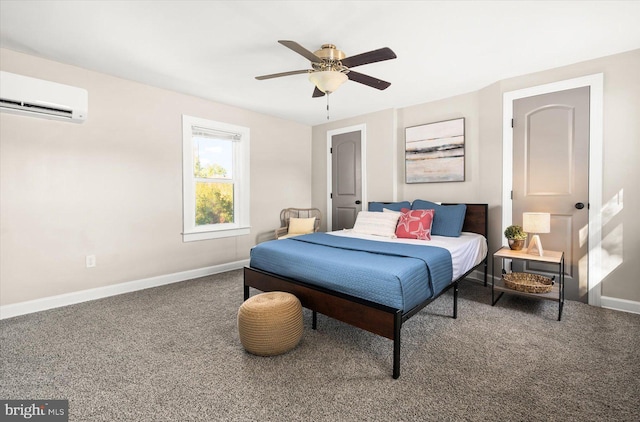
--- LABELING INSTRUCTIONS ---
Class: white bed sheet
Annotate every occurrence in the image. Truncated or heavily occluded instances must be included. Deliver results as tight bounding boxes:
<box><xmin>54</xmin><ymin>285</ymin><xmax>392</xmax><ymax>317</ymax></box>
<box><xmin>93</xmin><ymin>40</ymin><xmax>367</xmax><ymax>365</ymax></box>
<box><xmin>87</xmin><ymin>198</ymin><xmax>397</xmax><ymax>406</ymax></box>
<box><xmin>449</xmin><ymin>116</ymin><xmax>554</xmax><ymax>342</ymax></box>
<box><xmin>328</xmin><ymin>230</ymin><xmax>487</xmax><ymax>281</ymax></box>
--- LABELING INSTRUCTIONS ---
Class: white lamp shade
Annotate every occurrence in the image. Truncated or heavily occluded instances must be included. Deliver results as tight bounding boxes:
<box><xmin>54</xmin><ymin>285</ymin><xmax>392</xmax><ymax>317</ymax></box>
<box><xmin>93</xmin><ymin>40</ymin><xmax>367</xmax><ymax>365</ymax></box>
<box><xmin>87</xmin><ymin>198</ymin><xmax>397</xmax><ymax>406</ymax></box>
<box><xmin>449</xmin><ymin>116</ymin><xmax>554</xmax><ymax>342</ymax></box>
<box><xmin>309</xmin><ymin>71</ymin><xmax>348</xmax><ymax>93</ymax></box>
<box><xmin>523</xmin><ymin>212</ymin><xmax>550</xmax><ymax>234</ymax></box>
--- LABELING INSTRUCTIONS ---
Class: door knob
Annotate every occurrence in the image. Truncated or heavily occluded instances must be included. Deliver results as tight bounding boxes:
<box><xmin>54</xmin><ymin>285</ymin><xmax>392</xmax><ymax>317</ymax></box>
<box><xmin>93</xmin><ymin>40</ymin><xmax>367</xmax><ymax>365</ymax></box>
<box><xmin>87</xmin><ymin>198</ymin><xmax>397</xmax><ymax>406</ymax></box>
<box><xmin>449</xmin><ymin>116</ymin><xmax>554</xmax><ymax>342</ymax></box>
<box><xmin>575</xmin><ymin>202</ymin><xmax>585</xmax><ymax>209</ymax></box>
<box><xmin>355</xmin><ymin>200</ymin><xmax>361</xmax><ymax>205</ymax></box>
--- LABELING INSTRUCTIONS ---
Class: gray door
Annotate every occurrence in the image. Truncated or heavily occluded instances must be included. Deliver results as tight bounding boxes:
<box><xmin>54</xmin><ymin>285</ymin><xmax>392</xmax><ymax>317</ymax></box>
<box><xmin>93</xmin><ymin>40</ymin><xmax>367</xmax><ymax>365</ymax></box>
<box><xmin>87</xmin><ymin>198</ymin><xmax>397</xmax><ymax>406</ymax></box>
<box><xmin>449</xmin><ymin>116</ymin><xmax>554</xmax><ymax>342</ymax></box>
<box><xmin>331</xmin><ymin>130</ymin><xmax>362</xmax><ymax>230</ymax></box>
<box><xmin>513</xmin><ymin>86</ymin><xmax>590</xmax><ymax>302</ymax></box>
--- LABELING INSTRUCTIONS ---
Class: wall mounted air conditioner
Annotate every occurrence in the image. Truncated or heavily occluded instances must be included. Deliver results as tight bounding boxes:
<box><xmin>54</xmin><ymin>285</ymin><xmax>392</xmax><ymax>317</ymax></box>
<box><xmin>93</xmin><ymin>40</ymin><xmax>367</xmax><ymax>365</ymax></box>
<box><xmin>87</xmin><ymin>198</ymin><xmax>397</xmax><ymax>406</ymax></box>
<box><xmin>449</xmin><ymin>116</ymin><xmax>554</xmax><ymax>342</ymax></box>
<box><xmin>0</xmin><ymin>71</ymin><xmax>88</xmax><ymax>123</ymax></box>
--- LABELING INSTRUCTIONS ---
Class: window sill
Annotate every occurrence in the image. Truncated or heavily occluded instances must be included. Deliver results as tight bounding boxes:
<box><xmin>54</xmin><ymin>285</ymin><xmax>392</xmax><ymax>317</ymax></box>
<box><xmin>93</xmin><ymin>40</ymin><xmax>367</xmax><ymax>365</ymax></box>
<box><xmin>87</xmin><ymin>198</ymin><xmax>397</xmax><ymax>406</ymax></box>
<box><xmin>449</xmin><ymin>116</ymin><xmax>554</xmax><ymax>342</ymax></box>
<box><xmin>183</xmin><ymin>226</ymin><xmax>250</xmax><ymax>242</ymax></box>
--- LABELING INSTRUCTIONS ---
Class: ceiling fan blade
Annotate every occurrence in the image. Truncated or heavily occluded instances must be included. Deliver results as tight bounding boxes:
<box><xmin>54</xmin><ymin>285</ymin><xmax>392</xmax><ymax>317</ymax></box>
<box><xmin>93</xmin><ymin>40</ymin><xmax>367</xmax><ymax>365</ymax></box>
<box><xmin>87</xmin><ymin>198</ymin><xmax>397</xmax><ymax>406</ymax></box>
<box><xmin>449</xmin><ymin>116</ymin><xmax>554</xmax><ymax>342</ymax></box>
<box><xmin>347</xmin><ymin>71</ymin><xmax>391</xmax><ymax>90</ymax></box>
<box><xmin>278</xmin><ymin>40</ymin><xmax>321</xmax><ymax>63</ymax></box>
<box><xmin>255</xmin><ymin>69</ymin><xmax>309</xmax><ymax>80</ymax></box>
<box><xmin>341</xmin><ymin>47</ymin><xmax>397</xmax><ymax>68</ymax></box>
<box><xmin>312</xmin><ymin>86</ymin><xmax>325</xmax><ymax>98</ymax></box>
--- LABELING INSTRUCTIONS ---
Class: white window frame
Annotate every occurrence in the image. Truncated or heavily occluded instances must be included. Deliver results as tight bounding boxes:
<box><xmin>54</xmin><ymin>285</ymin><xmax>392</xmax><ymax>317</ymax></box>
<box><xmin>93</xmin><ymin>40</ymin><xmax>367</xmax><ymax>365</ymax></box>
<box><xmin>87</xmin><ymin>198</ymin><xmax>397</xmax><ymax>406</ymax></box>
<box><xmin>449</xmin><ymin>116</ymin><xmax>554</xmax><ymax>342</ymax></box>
<box><xmin>182</xmin><ymin>115</ymin><xmax>250</xmax><ymax>242</ymax></box>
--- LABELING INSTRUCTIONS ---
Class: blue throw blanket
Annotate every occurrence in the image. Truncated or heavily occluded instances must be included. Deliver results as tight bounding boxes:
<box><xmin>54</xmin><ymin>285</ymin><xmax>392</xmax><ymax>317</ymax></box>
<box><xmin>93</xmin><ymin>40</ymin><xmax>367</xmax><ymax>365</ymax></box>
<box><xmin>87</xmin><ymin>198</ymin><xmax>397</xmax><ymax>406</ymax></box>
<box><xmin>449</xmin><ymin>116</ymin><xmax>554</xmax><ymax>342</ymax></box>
<box><xmin>250</xmin><ymin>233</ymin><xmax>453</xmax><ymax>312</ymax></box>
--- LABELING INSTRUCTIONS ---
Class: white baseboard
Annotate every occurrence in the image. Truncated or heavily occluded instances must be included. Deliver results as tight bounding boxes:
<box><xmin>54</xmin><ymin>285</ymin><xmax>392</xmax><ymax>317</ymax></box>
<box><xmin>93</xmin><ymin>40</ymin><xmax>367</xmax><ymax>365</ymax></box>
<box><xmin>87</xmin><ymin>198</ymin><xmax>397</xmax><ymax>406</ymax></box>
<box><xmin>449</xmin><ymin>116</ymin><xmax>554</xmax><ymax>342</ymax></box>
<box><xmin>0</xmin><ymin>260</ymin><xmax>249</xmax><ymax>320</ymax></box>
<box><xmin>600</xmin><ymin>295</ymin><xmax>640</xmax><ymax>315</ymax></box>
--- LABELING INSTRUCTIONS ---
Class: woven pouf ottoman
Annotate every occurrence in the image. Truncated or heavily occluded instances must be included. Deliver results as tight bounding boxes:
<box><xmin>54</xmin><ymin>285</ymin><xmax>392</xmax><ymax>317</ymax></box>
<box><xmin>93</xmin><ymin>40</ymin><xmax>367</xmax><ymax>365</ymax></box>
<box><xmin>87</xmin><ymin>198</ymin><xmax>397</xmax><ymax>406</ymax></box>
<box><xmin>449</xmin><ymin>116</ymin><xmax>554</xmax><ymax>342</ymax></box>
<box><xmin>238</xmin><ymin>291</ymin><xmax>303</xmax><ymax>356</ymax></box>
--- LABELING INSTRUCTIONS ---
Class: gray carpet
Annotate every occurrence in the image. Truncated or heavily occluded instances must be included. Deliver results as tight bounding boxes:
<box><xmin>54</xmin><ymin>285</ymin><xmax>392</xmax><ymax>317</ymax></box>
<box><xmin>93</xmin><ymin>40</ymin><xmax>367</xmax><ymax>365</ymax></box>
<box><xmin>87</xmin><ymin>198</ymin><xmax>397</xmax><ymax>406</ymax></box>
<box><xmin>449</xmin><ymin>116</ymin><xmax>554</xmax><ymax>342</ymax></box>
<box><xmin>1</xmin><ymin>269</ymin><xmax>639</xmax><ymax>421</ymax></box>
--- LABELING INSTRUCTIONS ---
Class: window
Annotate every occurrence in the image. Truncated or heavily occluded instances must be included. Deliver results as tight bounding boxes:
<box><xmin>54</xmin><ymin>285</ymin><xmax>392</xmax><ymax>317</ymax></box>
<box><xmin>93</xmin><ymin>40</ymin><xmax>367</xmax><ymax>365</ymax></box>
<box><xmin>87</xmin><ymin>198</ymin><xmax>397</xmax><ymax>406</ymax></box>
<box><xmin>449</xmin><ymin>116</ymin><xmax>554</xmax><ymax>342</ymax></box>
<box><xmin>182</xmin><ymin>115</ymin><xmax>250</xmax><ymax>241</ymax></box>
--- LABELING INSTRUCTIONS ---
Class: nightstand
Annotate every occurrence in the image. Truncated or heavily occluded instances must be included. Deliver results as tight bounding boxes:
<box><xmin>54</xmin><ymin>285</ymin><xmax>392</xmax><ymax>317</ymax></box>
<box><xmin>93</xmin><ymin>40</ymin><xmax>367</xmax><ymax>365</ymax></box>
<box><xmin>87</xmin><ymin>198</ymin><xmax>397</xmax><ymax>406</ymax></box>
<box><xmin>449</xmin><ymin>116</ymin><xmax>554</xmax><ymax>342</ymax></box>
<box><xmin>491</xmin><ymin>247</ymin><xmax>565</xmax><ymax>321</ymax></box>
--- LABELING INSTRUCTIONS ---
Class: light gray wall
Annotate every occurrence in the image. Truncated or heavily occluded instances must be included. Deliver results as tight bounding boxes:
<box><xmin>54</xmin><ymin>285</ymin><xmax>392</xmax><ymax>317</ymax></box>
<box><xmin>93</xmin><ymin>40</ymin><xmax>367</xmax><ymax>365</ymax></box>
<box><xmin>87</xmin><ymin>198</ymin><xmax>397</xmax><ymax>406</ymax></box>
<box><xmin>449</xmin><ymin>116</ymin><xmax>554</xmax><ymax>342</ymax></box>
<box><xmin>0</xmin><ymin>48</ymin><xmax>312</xmax><ymax>306</ymax></box>
<box><xmin>396</xmin><ymin>89</ymin><xmax>504</xmax><ymax>260</ymax></box>
<box><xmin>312</xmin><ymin>49</ymin><xmax>640</xmax><ymax>303</ymax></box>
<box><xmin>311</xmin><ymin>108</ymin><xmax>396</xmax><ymax>231</ymax></box>
<box><xmin>2</xmin><ymin>46</ymin><xmax>637</xmax><ymax>307</ymax></box>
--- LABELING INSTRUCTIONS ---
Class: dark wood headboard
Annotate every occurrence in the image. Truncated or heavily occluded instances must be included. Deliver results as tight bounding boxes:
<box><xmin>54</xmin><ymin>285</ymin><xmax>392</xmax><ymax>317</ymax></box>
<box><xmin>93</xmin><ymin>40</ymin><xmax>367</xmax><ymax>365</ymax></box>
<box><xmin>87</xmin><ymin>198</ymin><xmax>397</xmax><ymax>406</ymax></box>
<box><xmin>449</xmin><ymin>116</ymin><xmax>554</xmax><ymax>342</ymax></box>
<box><xmin>442</xmin><ymin>203</ymin><xmax>488</xmax><ymax>238</ymax></box>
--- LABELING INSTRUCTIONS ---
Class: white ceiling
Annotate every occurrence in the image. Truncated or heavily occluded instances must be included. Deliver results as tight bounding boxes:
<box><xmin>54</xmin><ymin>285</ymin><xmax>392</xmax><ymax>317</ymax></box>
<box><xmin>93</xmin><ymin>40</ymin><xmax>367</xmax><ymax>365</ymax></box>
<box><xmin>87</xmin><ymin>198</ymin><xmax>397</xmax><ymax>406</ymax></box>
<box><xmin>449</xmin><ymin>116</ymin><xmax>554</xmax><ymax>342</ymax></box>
<box><xmin>1</xmin><ymin>1</ymin><xmax>639</xmax><ymax>126</ymax></box>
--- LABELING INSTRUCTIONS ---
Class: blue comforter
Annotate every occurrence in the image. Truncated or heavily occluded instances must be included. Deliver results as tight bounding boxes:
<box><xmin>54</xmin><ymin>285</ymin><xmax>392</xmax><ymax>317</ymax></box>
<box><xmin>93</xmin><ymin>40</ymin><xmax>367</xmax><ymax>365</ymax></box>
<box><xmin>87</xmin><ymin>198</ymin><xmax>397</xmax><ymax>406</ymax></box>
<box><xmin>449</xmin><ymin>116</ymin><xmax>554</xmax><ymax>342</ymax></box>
<box><xmin>249</xmin><ymin>233</ymin><xmax>453</xmax><ymax>312</ymax></box>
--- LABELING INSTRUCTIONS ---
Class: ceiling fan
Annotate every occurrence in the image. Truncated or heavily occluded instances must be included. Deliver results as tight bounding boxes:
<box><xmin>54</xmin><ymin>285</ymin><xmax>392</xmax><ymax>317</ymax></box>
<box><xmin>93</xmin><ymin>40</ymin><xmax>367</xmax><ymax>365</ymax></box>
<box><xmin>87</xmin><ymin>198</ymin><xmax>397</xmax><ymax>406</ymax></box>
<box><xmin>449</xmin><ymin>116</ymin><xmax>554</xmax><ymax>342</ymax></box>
<box><xmin>255</xmin><ymin>40</ymin><xmax>397</xmax><ymax>97</ymax></box>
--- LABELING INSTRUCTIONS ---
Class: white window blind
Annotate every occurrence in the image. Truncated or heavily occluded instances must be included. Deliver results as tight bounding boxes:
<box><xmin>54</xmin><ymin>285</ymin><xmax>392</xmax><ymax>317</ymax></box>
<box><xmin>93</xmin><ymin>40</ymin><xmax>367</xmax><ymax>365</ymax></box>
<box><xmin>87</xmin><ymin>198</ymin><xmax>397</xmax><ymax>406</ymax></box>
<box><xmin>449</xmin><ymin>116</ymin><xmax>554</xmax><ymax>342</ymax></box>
<box><xmin>191</xmin><ymin>125</ymin><xmax>241</xmax><ymax>141</ymax></box>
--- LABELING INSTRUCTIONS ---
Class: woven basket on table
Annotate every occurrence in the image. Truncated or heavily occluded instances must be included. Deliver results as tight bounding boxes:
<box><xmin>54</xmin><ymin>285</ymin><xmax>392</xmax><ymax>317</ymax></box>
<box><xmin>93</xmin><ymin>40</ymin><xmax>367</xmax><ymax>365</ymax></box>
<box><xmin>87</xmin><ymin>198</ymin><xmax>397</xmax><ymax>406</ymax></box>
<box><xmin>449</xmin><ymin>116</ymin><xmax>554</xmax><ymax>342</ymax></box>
<box><xmin>503</xmin><ymin>272</ymin><xmax>554</xmax><ymax>294</ymax></box>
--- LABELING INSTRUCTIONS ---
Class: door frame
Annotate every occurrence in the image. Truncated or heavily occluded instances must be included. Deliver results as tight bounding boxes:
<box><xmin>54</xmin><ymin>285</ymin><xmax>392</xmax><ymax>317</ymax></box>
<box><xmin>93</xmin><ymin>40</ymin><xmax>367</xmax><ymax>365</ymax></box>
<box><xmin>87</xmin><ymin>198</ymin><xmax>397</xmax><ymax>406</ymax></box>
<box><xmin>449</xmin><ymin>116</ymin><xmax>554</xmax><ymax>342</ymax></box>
<box><xmin>326</xmin><ymin>124</ymin><xmax>367</xmax><ymax>231</ymax></box>
<box><xmin>502</xmin><ymin>73</ymin><xmax>604</xmax><ymax>307</ymax></box>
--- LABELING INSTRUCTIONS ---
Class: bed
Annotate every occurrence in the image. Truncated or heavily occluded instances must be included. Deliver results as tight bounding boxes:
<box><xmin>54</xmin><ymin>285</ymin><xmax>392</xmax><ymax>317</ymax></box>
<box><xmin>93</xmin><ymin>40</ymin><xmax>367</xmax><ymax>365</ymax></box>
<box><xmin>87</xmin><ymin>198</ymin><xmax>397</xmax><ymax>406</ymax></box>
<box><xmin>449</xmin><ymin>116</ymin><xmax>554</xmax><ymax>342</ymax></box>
<box><xmin>244</xmin><ymin>202</ymin><xmax>488</xmax><ymax>379</ymax></box>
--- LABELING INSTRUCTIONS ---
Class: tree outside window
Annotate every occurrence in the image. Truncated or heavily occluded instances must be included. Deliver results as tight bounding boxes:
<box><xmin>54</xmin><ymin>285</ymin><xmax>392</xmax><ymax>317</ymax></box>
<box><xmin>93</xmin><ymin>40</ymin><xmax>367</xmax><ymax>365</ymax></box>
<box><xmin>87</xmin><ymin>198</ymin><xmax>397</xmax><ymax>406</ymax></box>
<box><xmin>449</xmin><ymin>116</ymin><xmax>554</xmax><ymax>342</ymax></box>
<box><xmin>193</xmin><ymin>137</ymin><xmax>234</xmax><ymax>225</ymax></box>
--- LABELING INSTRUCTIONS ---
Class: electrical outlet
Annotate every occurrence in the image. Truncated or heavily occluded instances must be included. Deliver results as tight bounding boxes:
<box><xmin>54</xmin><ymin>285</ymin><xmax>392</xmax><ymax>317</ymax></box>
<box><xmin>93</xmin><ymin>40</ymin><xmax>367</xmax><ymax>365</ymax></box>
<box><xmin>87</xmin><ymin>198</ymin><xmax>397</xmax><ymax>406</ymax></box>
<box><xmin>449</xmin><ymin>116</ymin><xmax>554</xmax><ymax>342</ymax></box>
<box><xmin>86</xmin><ymin>255</ymin><xmax>96</xmax><ymax>268</ymax></box>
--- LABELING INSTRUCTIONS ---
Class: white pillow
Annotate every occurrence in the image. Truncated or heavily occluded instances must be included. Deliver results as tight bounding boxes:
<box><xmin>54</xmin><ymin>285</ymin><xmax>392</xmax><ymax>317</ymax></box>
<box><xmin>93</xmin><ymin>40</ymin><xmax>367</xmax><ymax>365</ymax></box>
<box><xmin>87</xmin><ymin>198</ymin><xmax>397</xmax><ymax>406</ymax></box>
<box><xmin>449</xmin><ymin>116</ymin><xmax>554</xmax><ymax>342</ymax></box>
<box><xmin>352</xmin><ymin>211</ymin><xmax>400</xmax><ymax>238</ymax></box>
<box><xmin>288</xmin><ymin>217</ymin><xmax>316</xmax><ymax>234</ymax></box>
<box><xmin>382</xmin><ymin>208</ymin><xmax>403</xmax><ymax>216</ymax></box>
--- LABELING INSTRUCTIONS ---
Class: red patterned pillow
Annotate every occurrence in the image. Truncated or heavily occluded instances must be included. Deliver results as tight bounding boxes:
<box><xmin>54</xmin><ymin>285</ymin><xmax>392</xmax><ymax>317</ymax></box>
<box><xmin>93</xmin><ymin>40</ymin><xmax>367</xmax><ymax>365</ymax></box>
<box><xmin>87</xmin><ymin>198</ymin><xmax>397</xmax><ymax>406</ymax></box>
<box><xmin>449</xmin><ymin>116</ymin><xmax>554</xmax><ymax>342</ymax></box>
<box><xmin>395</xmin><ymin>208</ymin><xmax>435</xmax><ymax>240</ymax></box>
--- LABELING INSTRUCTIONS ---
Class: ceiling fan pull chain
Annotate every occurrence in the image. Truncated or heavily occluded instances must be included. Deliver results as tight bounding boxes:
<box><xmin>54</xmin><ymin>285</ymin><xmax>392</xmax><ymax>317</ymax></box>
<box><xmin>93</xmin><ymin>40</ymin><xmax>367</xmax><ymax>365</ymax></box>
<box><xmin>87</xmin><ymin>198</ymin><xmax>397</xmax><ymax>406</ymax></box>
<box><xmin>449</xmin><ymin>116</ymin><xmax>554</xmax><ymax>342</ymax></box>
<box><xmin>326</xmin><ymin>93</ymin><xmax>330</xmax><ymax>120</ymax></box>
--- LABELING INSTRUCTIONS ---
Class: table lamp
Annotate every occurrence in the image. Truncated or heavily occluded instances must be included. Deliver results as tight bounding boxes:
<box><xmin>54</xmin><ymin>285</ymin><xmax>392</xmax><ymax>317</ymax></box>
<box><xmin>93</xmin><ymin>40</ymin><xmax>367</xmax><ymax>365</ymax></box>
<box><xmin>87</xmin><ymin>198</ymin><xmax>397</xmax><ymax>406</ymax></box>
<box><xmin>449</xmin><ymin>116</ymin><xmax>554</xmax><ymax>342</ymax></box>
<box><xmin>523</xmin><ymin>212</ymin><xmax>550</xmax><ymax>256</ymax></box>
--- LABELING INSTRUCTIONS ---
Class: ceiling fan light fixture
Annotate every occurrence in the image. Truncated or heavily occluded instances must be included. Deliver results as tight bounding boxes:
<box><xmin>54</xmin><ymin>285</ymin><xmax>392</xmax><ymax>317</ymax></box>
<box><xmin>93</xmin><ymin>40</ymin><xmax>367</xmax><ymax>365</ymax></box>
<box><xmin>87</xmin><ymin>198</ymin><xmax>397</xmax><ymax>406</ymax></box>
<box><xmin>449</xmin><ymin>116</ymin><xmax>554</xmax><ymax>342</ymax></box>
<box><xmin>309</xmin><ymin>71</ymin><xmax>348</xmax><ymax>94</ymax></box>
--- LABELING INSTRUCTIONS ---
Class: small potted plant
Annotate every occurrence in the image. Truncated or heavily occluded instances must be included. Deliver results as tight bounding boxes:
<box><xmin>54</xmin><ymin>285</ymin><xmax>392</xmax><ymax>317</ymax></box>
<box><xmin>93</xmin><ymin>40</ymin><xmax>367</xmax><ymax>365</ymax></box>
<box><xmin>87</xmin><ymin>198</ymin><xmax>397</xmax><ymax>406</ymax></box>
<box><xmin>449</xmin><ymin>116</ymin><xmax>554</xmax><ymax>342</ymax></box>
<box><xmin>504</xmin><ymin>225</ymin><xmax>527</xmax><ymax>250</ymax></box>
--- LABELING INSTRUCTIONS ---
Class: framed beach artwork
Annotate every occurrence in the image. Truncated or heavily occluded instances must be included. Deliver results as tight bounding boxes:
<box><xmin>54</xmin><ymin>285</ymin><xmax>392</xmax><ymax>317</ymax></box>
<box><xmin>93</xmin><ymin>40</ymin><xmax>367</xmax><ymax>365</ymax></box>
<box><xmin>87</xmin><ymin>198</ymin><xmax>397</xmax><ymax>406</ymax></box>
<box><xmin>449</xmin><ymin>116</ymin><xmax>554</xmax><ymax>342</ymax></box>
<box><xmin>405</xmin><ymin>117</ymin><xmax>465</xmax><ymax>183</ymax></box>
